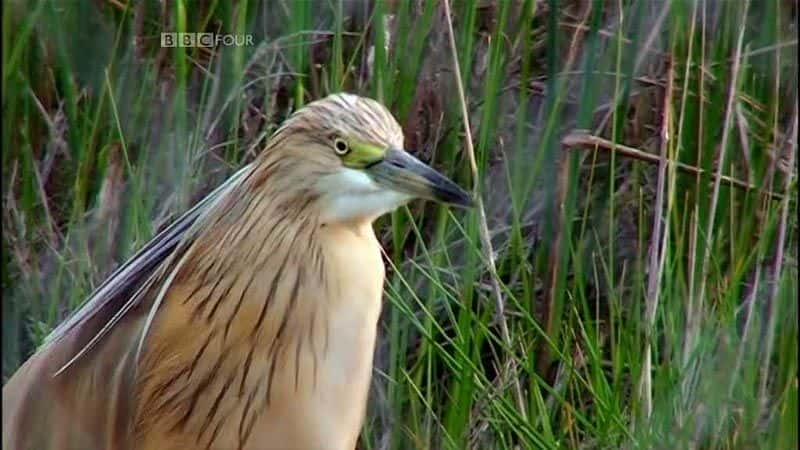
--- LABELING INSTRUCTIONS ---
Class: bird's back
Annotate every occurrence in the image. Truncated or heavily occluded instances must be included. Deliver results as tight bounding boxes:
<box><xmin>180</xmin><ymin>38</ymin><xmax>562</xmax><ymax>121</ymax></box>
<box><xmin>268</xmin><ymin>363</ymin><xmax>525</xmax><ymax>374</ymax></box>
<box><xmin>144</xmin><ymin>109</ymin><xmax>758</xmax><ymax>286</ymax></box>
<box><xmin>2</xmin><ymin>167</ymin><xmax>244</xmax><ymax>450</ymax></box>
<box><xmin>2</xmin><ymin>308</ymin><xmax>145</xmax><ymax>450</ymax></box>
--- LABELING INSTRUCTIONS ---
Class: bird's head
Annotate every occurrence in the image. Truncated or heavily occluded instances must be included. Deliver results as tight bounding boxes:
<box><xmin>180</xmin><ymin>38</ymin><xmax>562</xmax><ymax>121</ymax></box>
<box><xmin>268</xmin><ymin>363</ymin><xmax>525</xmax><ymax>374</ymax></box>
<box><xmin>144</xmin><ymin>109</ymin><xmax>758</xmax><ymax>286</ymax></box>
<box><xmin>262</xmin><ymin>93</ymin><xmax>473</xmax><ymax>224</ymax></box>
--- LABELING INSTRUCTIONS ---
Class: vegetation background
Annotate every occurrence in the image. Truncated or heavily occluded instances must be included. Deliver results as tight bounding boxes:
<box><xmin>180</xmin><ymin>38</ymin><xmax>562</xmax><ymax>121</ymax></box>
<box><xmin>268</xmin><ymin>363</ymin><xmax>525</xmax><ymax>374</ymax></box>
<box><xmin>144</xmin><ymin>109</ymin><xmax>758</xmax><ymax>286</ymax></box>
<box><xmin>2</xmin><ymin>0</ymin><xmax>797</xmax><ymax>448</ymax></box>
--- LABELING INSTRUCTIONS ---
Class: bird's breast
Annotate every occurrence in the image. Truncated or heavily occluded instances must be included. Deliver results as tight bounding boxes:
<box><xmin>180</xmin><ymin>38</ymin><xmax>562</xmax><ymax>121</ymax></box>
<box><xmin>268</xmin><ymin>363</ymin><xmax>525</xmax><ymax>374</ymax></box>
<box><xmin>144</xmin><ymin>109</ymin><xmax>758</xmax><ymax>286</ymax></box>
<box><xmin>247</xmin><ymin>223</ymin><xmax>385</xmax><ymax>449</ymax></box>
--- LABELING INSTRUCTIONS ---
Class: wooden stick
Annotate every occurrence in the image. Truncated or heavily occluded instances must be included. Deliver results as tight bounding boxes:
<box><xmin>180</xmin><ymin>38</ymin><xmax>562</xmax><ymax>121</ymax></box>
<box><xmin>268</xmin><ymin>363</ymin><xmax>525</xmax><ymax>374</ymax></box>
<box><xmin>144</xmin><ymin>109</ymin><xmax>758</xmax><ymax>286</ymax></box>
<box><xmin>562</xmin><ymin>131</ymin><xmax>784</xmax><ymax>201</ymax></box>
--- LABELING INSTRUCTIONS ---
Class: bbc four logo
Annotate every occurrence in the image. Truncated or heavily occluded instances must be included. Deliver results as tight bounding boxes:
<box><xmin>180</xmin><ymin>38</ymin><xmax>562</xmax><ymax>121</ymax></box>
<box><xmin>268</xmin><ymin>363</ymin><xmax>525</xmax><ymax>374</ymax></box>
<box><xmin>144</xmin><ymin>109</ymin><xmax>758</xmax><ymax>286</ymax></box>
<box><xmin>161</xmin><ymin>33</ymin><xmax>254</xmax><ymax>48</ymax></box>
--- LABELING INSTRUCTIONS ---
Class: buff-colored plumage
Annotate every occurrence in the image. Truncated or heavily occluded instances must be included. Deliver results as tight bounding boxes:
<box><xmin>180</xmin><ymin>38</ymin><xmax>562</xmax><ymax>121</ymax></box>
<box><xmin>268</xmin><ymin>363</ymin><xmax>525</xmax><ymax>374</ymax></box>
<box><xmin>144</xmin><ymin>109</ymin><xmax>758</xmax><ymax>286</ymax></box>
<box><xmin>3</xmin><ymin>93</ymin><xmax>471</xmax><ymax>450</ymax></box>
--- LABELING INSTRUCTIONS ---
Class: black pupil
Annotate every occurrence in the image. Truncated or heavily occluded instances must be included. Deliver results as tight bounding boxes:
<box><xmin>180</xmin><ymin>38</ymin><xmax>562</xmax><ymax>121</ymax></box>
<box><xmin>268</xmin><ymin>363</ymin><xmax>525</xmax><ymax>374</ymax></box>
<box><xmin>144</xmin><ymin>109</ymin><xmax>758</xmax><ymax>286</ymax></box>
<box><xmin>336</xmin><ymin>141</ymin><xmax>347</xmax><ymax>152</ymax></box>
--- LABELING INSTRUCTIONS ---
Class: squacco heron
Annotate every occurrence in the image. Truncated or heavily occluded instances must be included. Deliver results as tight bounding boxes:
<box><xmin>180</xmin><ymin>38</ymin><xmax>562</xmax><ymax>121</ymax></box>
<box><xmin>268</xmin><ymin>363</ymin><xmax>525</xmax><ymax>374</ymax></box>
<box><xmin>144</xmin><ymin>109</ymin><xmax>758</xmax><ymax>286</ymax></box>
<box><xmin>3</xmin><ymin>93</ymin><xmax>472</xmax><ymax>450</ymax></box>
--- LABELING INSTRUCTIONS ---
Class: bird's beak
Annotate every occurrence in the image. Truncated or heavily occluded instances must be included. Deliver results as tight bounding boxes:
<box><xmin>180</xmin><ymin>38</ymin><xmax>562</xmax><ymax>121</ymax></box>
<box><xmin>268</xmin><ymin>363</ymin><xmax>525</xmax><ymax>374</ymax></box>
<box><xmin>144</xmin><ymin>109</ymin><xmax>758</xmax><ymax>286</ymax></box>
<box><xmin>366</xmin><ymin>148</ymin><xmax>474</xmax><ymax>208</ymax></box>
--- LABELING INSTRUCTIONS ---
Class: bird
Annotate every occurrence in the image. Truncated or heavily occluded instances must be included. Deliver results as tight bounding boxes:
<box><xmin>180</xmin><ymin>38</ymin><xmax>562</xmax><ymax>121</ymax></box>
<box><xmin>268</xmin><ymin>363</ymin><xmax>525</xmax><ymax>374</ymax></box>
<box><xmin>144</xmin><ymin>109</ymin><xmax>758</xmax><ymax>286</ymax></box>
<box><xmin>2</xmin><ymin>93</ymin><xmax>472</xmax><ymax>450</ymax></box>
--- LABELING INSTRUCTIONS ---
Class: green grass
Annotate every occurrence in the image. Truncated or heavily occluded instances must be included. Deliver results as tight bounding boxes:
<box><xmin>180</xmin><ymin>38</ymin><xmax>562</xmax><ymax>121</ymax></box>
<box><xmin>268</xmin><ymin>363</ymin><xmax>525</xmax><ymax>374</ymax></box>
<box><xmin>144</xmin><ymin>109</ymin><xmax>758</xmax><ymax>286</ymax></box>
<box><xmin>3</xmin><ymin>1</ymin><xmax>797</xmax><ymax>448</ymax></box>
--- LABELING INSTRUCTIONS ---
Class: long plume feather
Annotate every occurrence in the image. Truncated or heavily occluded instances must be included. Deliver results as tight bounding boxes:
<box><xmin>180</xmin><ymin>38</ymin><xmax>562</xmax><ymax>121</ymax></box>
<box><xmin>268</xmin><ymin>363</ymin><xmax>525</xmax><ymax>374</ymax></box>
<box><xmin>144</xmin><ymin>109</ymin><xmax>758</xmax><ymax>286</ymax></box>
<box><xmin>50</xmin><ymin>164</ymin><xmax>253</xmax><ymax>376</ymax></box>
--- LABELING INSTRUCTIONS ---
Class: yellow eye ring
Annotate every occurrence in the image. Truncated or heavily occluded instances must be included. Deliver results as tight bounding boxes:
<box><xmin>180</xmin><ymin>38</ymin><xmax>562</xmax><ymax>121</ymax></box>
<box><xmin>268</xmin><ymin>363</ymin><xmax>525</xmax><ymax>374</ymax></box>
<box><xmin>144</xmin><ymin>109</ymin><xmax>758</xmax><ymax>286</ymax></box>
<box><xmin>333</xmin><ymin>138</ymin><xmax>350</xmax><ymax>155</ymax></box>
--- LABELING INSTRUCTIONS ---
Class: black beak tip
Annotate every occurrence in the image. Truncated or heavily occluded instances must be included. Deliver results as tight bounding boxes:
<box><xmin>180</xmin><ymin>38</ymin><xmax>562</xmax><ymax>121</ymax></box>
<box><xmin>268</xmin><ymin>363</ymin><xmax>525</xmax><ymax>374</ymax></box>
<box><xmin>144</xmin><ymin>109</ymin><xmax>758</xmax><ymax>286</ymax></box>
<box><xmin>439</xmin><ymin>186</ymin><xmax>475</xmax><ymax>209</ymax></box>
<box><xmin>457</xmin><ymin>193</ymin><xmax>476</xmax><ymax>208</ymax></box>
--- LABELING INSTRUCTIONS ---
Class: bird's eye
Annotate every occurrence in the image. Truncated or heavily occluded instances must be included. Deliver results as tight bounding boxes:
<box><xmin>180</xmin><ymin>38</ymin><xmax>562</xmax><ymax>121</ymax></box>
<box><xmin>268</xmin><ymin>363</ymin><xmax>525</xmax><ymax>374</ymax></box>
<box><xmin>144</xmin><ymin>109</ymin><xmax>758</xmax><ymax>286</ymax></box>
<box><xmin>333</xmin><ymin>138</ymin><xmax>350</xmax><ymax>155</ymax></box>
